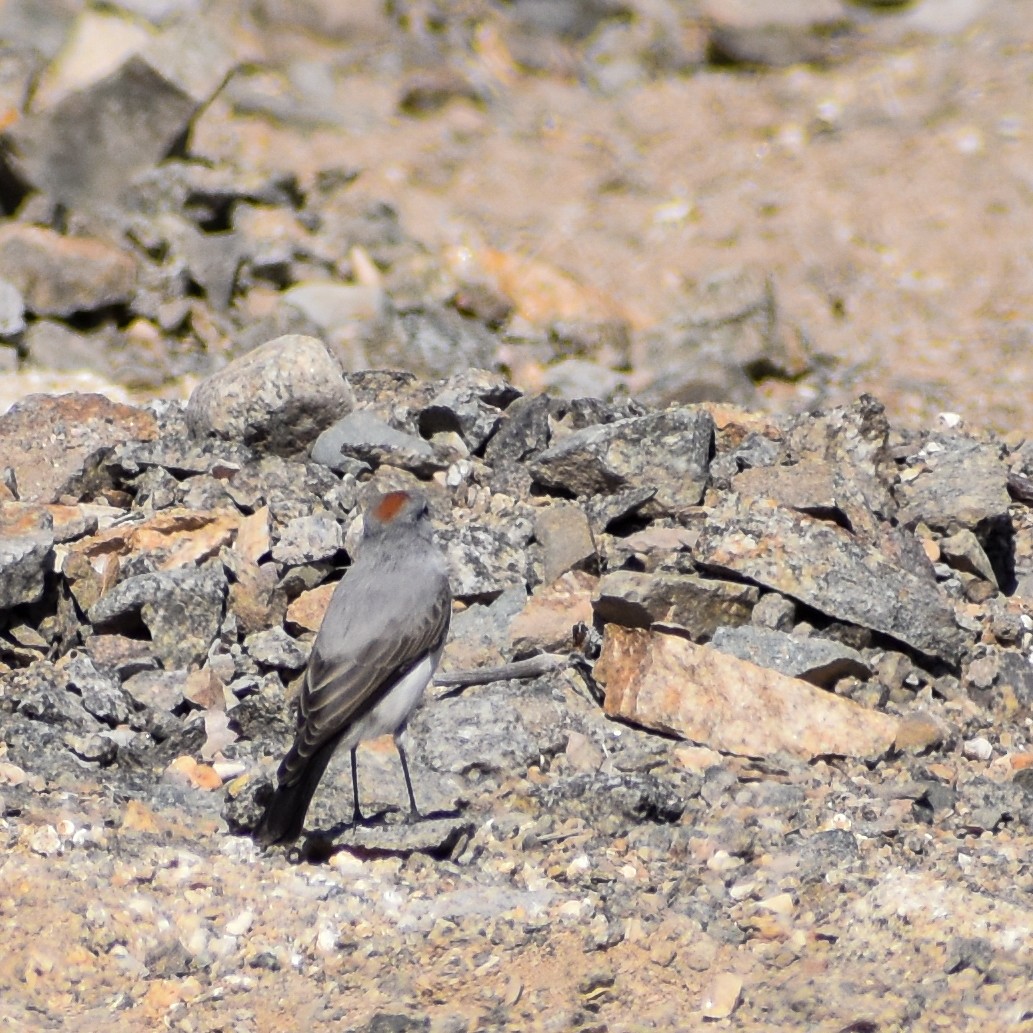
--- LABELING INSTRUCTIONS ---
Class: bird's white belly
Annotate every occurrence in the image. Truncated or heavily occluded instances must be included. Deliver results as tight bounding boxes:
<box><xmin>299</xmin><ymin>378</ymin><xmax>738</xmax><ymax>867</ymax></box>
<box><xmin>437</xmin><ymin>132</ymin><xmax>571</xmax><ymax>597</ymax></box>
<box><xmin>344</xmin><ymin>646</ymin><xmax>441</xmax><ymax>748</ymax></box>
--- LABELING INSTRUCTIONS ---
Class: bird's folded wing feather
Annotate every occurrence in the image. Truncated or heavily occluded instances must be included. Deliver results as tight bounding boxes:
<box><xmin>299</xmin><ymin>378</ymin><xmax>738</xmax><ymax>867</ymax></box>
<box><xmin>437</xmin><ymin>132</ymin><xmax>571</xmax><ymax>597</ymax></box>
<box><xmin>288</xmin><ymin>585</ymin><xmax>451</xmax><ymax>765</ymax></box>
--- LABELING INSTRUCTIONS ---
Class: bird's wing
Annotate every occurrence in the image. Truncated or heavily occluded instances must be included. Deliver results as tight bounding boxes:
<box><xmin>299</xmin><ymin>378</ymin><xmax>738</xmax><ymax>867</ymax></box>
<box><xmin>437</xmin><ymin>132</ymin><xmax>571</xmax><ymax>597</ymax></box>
<box><xmin>284</xmin><ymin>578</ymin><xmax>451</xmax><ymax>772</ymax></box>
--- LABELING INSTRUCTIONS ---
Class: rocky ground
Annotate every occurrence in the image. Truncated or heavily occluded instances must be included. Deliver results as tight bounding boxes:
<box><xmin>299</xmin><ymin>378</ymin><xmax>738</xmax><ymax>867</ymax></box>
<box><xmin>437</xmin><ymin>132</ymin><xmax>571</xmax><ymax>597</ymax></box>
<box><xmin>2</xmin><ymin>1</ymin><xmax>1033</xmax><ymax>1031</ymax></box>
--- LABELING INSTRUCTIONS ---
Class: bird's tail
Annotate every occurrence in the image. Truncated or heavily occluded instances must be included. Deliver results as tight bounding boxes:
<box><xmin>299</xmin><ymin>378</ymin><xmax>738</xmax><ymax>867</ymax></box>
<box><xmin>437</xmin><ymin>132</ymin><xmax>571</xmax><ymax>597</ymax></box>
<box><xmin>256</xmin><ymin>739</ymin><xmax>337</xmax><ymax>845</ymax></box>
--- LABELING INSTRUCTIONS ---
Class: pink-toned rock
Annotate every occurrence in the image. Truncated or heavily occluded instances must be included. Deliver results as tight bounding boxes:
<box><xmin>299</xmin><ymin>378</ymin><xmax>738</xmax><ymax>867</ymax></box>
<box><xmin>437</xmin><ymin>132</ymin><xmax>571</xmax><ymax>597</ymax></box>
<box><xmin>0</xmin><ymin>393</ymin><xmax>157</xmax><ymax>504</ymax></box>
<box><xmin>596</xmin><ymin>625</ymin><xmax>899</xmax><ymax>760</ymax></box>
<box><xmin>66</xmin><ymin>508</ymin><xmax>240</xmax><ymax>573</ymax></box>
<box><xmin>0</xmin><ymin>224</ymin><xmax>137</xmax><ymax>316</ymax></box>
<box><xmin>509</xmin><ymin>570</ymin><xmax>597</xmax><ymax>654</ymax></box>
<box><xmin>285</xmin><ymin>581</ymin><xmax>336</xmax><ymax>632</ymax></box>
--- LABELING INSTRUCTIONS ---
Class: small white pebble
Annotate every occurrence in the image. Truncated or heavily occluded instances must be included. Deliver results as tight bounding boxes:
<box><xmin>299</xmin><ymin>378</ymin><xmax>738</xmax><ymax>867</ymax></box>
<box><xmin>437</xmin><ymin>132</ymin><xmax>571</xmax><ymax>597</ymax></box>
<box><xmin>937</xmin><ymin>412</ymin><xmax>962</xmax><ymax>428</ymax></box>
<box><xmin>963</xmin><ymin>736</ymin><xmax>993</xmax><ymax>761</ymax></box>
<box><xmin>27</xmin><ymin>825</ymin><xmax>62</xmax><ymax>857</ymax></box>
<box><xmin>225</xmin><ymin>910</ymin><xmax>254</xmax><ymax>937</ymax></box>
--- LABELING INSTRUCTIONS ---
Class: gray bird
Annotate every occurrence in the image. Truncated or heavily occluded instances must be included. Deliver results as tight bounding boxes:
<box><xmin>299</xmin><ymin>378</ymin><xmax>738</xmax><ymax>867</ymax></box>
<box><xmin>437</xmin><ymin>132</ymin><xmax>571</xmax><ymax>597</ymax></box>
<box><xmin>258</xmin><ymin>489</ymin><xmax>452</xmax><ymax>844</ymax></box>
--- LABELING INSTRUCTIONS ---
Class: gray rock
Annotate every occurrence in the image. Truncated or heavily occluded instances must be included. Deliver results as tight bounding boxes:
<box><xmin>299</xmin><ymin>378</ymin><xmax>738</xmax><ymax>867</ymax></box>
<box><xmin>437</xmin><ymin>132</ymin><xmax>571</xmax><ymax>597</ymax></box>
<box><xmin>0</xmin><ymin>517</ymin><xmax>54</xmax><ymax>610</ymax></box>
<box><xmin>440</xmin><ymin>510</ymin><xmax>535</xmax><ymax>600</ymax></box>
<box><xmin>311</xmin><ymin>411</ymin><xmax>443</xmax><ymax>476</ymax></box>
<box><xmin>271</xmin><ymin>514</ymin><xmax>343</xmax><ymax>566</ymax></box>
<box><xmin>697</xmin><ymin>494</ymin><xmax>967</xmax><ymax>664</ymax></box>
<box><xmin>89</xmin><ymin>561</ymin><xmax>227</xmax><ymax>669</ymax></box>
<box><xmin>710</xmin><ymin>625</ymin><xmax>871</xmax><ymax>688</ymax></box>
<box><xmin>186</xmin><ymin>334</ymin><xmax>354</xmax><ymax>457</ymax></box>
<box><xmin>593</xmin><ymin>570</ymin><xmax>758</xmax><ymax>640</ymax></box>
<box><xmin>414</xmin><ymin>681</ymin><xmax>570</xmax><ymax>779</ymax></box>
<box><xmin>1</xmin><ymin>56</ymin><xmax>197</xmax><ymax>211</ymax></box>
<box><xmin>895</xmin><ymin>436</ymin><xmax>1010</xmax><ymax>532</ymax></box>
<box><xmin>244</xmin><ymin>627</ymin><xmax>309</xmax><ymax>671</ymax></box>
<box><xmin>530</xmin><ymin>407</ymin><xmax>714</xmax><ymax>516</ymax></box>
<box><xmin>58</xmin><ymin>652</ymin><xmax>133</xmax><ymax>726</ymax></box>
<box><xmin>393</xmin><ymin>304</ymin><xmax>499</xmax><ymax>378</ymax></box>
<box><xmin>534</xmin><ymin>501</ymin><xmax>597</xmax><ymax>584</ymax></box>
<box><xmin>938</xmin><ymin>529</ymin><xmax>998</xmax><ymax>585</ymax></box>
<box><xmin>751</xmin><ymin>592</ymin><xmax>797</xmax><ymax>631</ymax></box>
<box><xmin>419</xmin><ymin>369</ymin><xmax>520</xmax><ymax>452</ymax></box>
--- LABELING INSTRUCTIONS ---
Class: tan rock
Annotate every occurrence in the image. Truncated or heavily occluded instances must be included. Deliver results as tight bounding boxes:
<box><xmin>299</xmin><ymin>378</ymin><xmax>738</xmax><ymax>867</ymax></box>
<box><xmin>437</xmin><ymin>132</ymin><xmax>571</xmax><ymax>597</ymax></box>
<box><xmin>596</xmin><ymin>625</ymin><xmax>899</xmax><ymax>760</ymax></box>
<box><xmin>0</xmin><ymin>393</ymin><xmax>156</xmax><ymax>504</ymax></box>
<box><xmin>67</xmin><ymin>508</ymin><xmax>240</xmax><ymax>572</ymax></box>
<box><xmin>286</xmin><ymin>581</ymin><xmax>336</xmax><ymax>632</ymax></box>
<box><xmin>509</xmin><ymin>570</ymin><xmax>597</xmax><ymax>654</ymax></box>
<box><xmin>534</xmin><ymin>501</ymin><xmax>596</xmax><ymax>584</ymax></box>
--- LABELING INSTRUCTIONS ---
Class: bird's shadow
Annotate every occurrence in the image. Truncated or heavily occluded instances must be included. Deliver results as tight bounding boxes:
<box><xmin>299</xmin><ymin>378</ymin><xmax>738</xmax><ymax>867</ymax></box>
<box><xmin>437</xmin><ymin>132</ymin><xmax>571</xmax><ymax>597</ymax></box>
<box><xmin>291</xmin><ymin>804</ymin><xmax>467</xmax><ymax>864</ymax></box>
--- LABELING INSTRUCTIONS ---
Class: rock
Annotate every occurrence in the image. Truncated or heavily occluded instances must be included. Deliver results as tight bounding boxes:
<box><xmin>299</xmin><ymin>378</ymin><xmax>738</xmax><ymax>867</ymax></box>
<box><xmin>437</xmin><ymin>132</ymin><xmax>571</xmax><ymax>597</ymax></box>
<box><xmin>418</xmin><ymin>369</ymin><xmax>520</xmax><ymax>453</ymax></box>
<box><xmin>310</xmin><ymin>411</ymin><xmax>442</xmax><ymax>477</ymax></box>
<box><xmin>89</xmin><ymin>560</ymin><xmax>227</xmax><ymax>668</ymax></box>
<box><xmin>0</xmin><ymin>224</ymin><xmax>137</xmax><ymax>317</ymax></box>
<box><xmin>895</xmin><ymin>435</ymin><xmax>1011</xmax><ymax>532</ymax></box>
<box><xmin>439</xmin><ymin>507</ymin><xmax>534</xmax><ymax>600</ymax></box>
<box><xmin>392</xmin><ymin>304</ymin><xmax>501</xmax><ymax>378</ymax></box>
<box><xmin>1</xmin><ymin>56</ymin><xmax>197</xmax><ymax>210</ymax></box>
<box><xmin>938</xmin><ymin>529</ymin><xmax>998</xmax><ymax>585</ymax></box>
<box><xmin>533</xmin><ymin>501</ymin><xmax>597</xmax><ymax>583</ymax></box>
<box><xmin>0</xmin><ymin>393</ymin><xmax>157</xmax><ymax>504</ymax></box>
<box><xmin>508</xmin><ymin>570</ymin><xmax>597</xmax><ymax>655</ymax></box>
<box><xmin>731</xmin><ymin>457</ymin><xmax>892</xmax><ymax>544</ymax></box>
<box><xmin>696</xmin><ymin>495</ymin><xmax>967</xmax><ymax>664</ymax></box>
<box><xmin>270</xmin><ymin>515</ymin><xmax>343</xmax><ymax>566</ymax></box>
<box><xmin>530</xmin><ymin>407</ymin><xmax>714</xmax><ymax>516</ymax></box>
<box><xmin>596</xmin><ymin>625</ymin><xmax>900</xmax><ymax>760</ymax></box>
<box><xmin>0</xmin><ymin>504</ymin><xmax>55</xmax><ymax>610</ymax></box>
<box><xmin>593</xmin><ymin>570</ymin><xmax>758</xmax><ymax>639</ymax></box>
<box><xmin>244</xmin><ymin>627</ymin><xmax>309</xmax><ymax>671</ymax></box>
<box><xmin>186</xmin><ymin>335</ymin><xmax>354</xmax><ymax>456</ymax></box>
<box><xmin>710</xmin><ymin>625</ymin><xmax>871</xmax><ymax>687</ymax></box>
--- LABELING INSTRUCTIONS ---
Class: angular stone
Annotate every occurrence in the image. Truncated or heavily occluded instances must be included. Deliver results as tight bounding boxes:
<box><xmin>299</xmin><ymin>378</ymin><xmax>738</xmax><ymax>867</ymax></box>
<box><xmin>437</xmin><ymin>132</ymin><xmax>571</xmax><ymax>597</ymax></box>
<box><xmin>0</xmin><ymin>224</ymin><xmax>137</xmax><ymax>317</ymax></box>
<box><xmin>509</xmin><ymin>570</ymin><xmax>597</xmax><ymax>655</ymax></box>
<box><xmin>418</xmin><ymin>369</ymin><xmax>520</xmax><ymax>452</ymax></box>
<box><xmin>732</xmin><ymin>457</ymin><xmax>892</xmax><ymax>544</ymax></box>
<box><xmin>67</xmin><ymin>509</ymin><xmax>240</xmax><ymax>573</ymax></box>
<box><xmin>310</xmin><ymin>411</ymin><xmax>443</xmax><ymax>476</ymax></box>
<box><xmin>244</xmin><ymin>627</ymin><xmax>309</xmax><ymax>671</ymax></box>
<box><xmin>2</xmin><ymin>56</ymin><xmax>197</xmax><ymax>210</ymax></box>
<box><xmin>593</xmin><ymin>569</ymin><xmax>758</xmax><ymax>640</ymax></box>
<box><xmin>89</xmin><ymin>560</ymin><xmax>227</xmax><ymax>669</ymax></box>
<box><xmin>896</xmin><ymin>436</ymin><xmax>1010</xmax><ymax>532</ymax></box>
<box><xmin>531</xmin><ymin>407</ymin><xmax>714</xmax><ymax>516</ymax></box>
<box><xmin>440</xmin><ymin>508</ymin><xmax>534</xmax><ymax>600</ymax></box>
<box><xmin>710</xmin><ymin>625</ymin><xmax>871</xmax><ymax>688</ymax></box>
<box><xmin>0</xmin><ymin>503</ymin><xmax>55</xmax><ymax>610</ymax></box>
<box><xmin>534</xmin><ymin>501</ymin><xmax>597</xmax><ymax>584</ymax></box>
<box><xmin>271</xmin><ymin>514</ymin><xmax>343</xmax><ymax>566</ymax></box>
<box><xmin>285</xmin><ymin>582</ymin><xmax>335</xmax><ymax>633</ymax></box>
<box><xmin>0</xmin><ymin>393</ymin><xmax>157</xmax><ymax>504</ymax></box>
<box><xmin>596</xmin><ymin>626</ymin><xmax>899</xmax><ymax>760</ymax></box>
<box><xmin>696</xmin><ymin>495</ymin><xmax>966</xmax><ymax>663</ymax></box>
<box><xmin>938</xmin><ymin>529</ymin><xmax>997</xmax><ymax>585</ymax></box>
<box><xmin>186</xmin><ymin>335</ymin><xmax>354</xmax><ymax>457</ymax></box>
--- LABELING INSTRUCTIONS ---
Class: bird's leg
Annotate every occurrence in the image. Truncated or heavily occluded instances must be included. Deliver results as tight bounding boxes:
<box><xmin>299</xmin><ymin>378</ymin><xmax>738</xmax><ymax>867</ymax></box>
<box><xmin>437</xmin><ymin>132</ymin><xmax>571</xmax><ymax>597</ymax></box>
<box><xmin>395</xmin><ymin>736</ymin><xmax>421</xmax><ymax>820</ymax></box>
<box><xmin>350</xmin><ymin>748</ymin><xmax>364</xmax><ymax>825</ymax></box>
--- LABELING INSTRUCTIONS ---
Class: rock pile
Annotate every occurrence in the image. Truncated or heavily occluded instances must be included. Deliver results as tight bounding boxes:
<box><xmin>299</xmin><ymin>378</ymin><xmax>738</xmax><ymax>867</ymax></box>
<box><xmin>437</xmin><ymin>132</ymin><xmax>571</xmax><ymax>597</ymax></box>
<box><xmin>2</xmin><ymin>336</ymin><xmax>1033</xmax><ymax>1027</ymax></box>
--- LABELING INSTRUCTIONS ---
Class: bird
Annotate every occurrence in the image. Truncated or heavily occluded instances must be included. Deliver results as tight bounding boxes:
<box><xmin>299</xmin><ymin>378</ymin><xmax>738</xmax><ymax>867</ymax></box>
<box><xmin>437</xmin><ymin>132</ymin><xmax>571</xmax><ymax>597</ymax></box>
<box><xmin>257</xmin><ymin>489</ymin><xmax>452</xmax><ymax>845</ymax></box>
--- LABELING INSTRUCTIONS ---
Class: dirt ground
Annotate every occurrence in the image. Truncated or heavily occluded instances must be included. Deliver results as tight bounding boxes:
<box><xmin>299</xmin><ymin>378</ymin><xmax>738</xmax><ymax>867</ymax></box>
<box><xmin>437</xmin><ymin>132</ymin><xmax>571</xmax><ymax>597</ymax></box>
<box><xmin>187</xmin><ymin>0</ymin><xmax>1033</xmax><ymax>435</ymax></box>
